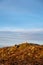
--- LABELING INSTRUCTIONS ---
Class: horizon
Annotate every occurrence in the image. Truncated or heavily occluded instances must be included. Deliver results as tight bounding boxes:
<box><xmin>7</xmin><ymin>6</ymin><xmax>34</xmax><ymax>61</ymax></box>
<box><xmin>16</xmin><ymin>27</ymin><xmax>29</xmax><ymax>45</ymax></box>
<box><xmin>0</xmin><ymin>31</ymin><xmax>43</xmax><ymax>46</ymax></box>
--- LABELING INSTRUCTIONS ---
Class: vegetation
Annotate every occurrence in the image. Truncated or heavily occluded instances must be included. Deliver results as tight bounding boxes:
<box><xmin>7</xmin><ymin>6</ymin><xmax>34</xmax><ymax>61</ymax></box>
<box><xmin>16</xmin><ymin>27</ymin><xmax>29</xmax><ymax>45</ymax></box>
<box><xmin>0</xmin><ymin>42</ymin><xmax>43</xmax><ymax>65</ymax></box>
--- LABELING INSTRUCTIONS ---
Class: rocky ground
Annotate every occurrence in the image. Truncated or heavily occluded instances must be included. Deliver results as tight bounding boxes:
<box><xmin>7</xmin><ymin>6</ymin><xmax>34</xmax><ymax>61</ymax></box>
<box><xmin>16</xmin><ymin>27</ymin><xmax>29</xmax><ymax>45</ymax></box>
<box><xmin>0</xmin><ymin>42</ymin><xmax>43</xmax><ymax>65</ymax></box>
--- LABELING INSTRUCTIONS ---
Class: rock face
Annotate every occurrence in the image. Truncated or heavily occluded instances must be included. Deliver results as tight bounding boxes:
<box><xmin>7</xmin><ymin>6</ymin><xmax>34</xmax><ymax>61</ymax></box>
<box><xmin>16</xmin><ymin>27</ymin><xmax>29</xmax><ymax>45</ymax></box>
<box><xmin>0</xmin><ymin>43</ymin><xmax>43</xmax><ymax>65</ymax></box>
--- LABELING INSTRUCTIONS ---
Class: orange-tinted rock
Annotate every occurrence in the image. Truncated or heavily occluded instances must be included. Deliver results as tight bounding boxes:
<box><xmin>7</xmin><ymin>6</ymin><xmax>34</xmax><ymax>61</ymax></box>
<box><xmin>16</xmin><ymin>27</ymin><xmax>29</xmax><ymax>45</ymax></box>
<box><xmin>0</xmin><ymin>42</ymin><xmax>43</xmax><ymax>65</ymax></box>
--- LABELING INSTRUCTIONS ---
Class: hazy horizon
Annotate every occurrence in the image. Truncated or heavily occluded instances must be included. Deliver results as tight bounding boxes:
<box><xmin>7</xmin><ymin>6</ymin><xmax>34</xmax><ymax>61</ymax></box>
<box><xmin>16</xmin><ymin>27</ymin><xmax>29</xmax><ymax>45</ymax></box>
<box><xmin>0</xmin><ymin>30</ymin><xmax>43</xmax><ymax>46</ymax></box>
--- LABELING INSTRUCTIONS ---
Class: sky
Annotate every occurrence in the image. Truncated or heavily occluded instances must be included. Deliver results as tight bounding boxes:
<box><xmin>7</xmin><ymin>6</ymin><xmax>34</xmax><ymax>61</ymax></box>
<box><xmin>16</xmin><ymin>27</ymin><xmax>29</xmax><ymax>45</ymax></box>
<box><xmin>0</xmin><ymin>0</ymin><xmax>43</xmax><ymax>46</ymax></box>
<box><xmin>0</xmin><ymin>0</ymin><xmax>43</xmax><ymax>30</ymax></box>
<box><xmin>0</xmin><ymin>31</ymin><xmax>43</xmax><ymax>46</ymax></box>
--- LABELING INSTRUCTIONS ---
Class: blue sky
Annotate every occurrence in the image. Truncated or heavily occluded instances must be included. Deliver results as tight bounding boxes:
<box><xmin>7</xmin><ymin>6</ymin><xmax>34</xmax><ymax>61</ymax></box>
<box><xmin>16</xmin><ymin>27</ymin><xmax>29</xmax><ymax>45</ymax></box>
<box><xmin>0</xmin><ymin>0</ymin><xmax>43</xmax><ymax>30</ymax></box>
<box><xmin>0</xmin><ymin>0</ymin><xmax>43</xmax><ymax>46</ymax></box>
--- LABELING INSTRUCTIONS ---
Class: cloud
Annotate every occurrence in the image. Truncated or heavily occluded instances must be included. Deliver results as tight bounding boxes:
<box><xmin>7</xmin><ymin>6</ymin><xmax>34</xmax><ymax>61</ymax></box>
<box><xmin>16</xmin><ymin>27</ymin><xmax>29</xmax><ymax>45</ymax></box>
<box><xmin>0</xmin><ymin>28</ymin><xmax>43</xmax><ymax>46</ymax></box>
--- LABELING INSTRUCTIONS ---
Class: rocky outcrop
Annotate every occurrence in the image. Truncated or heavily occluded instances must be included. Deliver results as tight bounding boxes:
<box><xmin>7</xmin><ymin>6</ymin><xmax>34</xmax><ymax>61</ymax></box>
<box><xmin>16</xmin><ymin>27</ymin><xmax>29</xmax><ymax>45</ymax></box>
<box><xmin>0</xmin><ymin>43</ymin><xmax>43</xmax><ymax>65</ymax></box>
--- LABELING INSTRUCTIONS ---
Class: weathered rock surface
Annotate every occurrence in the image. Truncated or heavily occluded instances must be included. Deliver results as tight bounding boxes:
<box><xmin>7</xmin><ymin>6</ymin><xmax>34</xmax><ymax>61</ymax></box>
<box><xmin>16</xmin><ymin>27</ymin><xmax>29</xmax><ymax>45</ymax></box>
<box><xmin>0</xmin><ymin>43</ymin><xmax>43</xmax><ymax>65</ymax></box>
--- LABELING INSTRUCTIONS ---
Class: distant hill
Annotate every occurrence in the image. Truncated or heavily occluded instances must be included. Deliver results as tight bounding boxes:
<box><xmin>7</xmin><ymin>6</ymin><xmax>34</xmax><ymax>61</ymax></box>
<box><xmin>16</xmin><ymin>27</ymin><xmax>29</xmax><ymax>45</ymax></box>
<box><xmin>0</xmin><ymin>42</ymin><xmax>43</xmax><ymax>65</ymax></box>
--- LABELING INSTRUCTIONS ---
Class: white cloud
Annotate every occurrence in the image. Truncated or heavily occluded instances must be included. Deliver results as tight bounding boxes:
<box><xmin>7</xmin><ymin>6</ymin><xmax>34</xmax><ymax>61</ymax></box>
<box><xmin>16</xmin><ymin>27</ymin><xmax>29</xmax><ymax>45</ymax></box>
<box><xmin>0</xmin><ymin>28</ymin><xmax>43</xmax><ymax>46</ymax></box>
